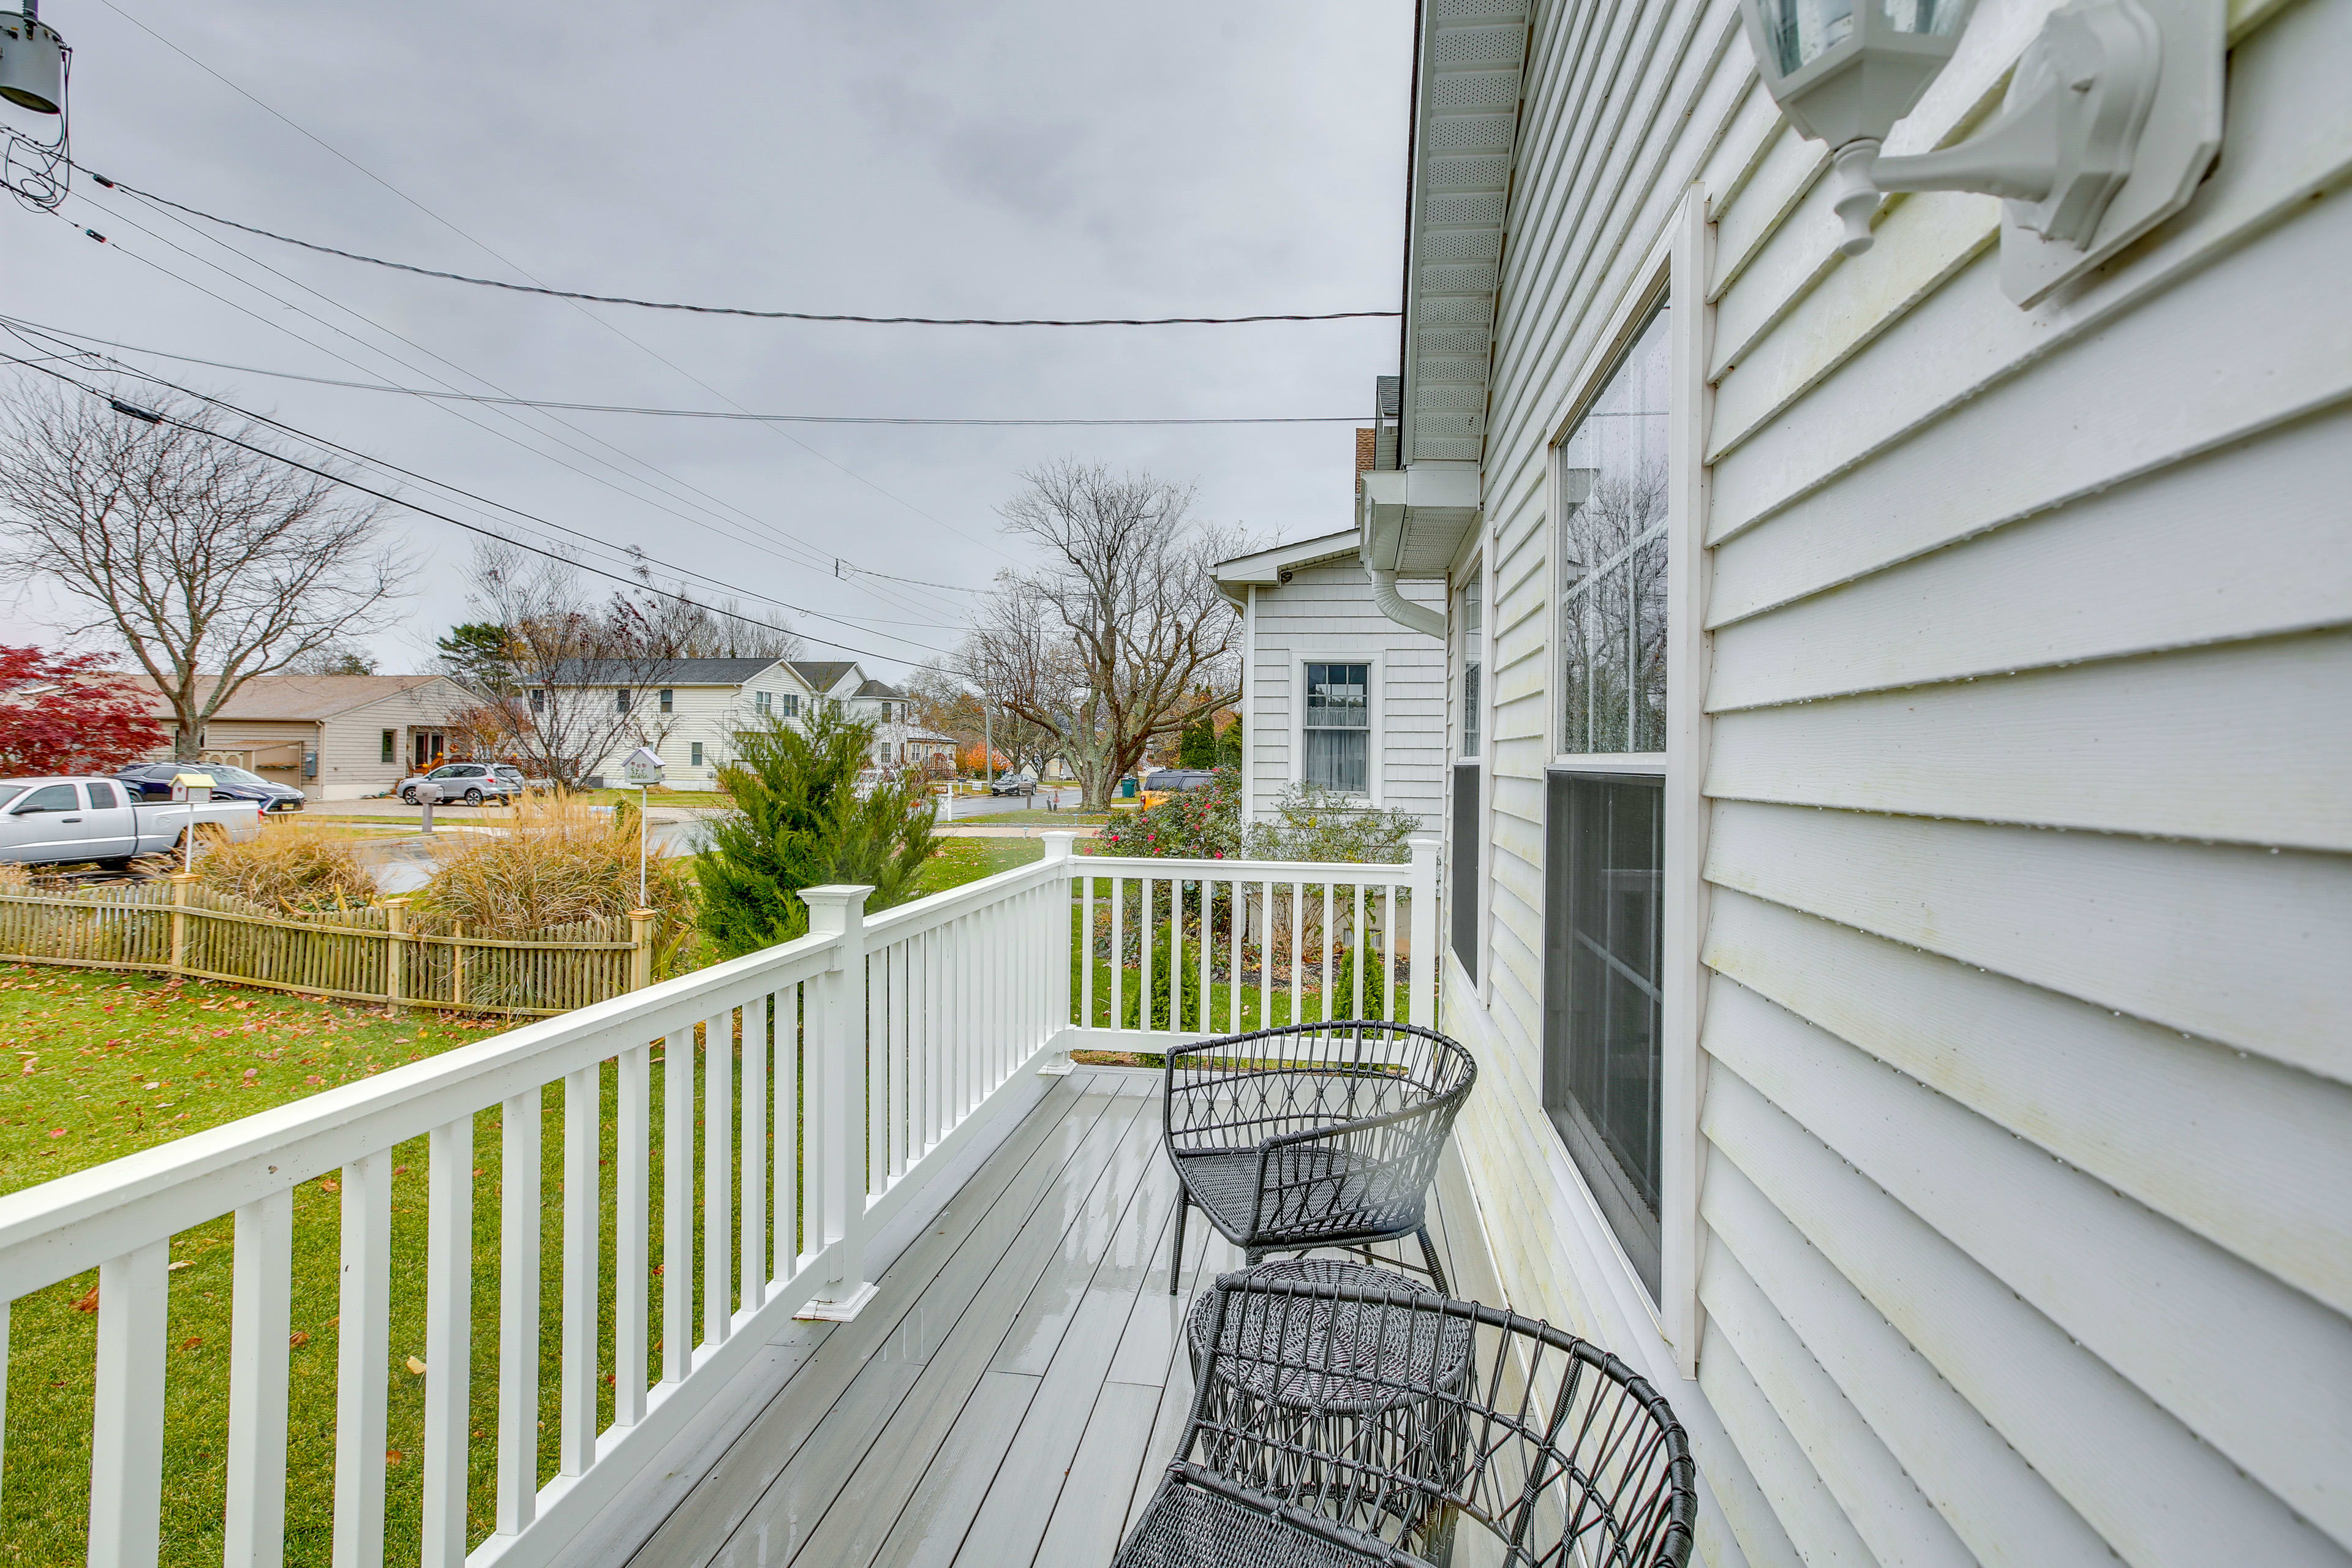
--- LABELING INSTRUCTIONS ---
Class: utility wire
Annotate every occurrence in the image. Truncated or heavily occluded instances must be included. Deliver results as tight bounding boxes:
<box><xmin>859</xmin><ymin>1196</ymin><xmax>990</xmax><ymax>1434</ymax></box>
<box><xmin>0</xmin><ymin>316</ymin><xmax>1367</xmax><ymax>426</ymax></box>
<box><xmin>83</xmin><ymin>0</ymin><xmax>1012</xmax><ymax>587</ymax></box>
<box><xmin>84</xmin><ymin>168</ymin><xmax>1401</xmax><ymax>328</ymax></box>
<box><xmin>2</xmin><ymin>352</ymin><xmax>972</xmax><ymax>673</ymax></box>
<box><xmin>59</xmin><ymin>194</ymin><xmax>965</xmax><ymax>627</ymax></box>
<box><xmin>0</xmin><ymin>322</ymin><xmax>965</xmax><ymax>648</ymax></box>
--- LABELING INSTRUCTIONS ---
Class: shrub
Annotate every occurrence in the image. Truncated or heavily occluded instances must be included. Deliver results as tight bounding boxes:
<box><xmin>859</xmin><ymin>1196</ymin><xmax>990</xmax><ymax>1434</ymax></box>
<box><xmin>420</xmin><ymin>791</ymin><xmax>693</xmax><ymax>948</ymax></box>
<box><xmin>696</xmin><ymin>706</ymin><xmax>938</xmax><ymax>959</ymax></box>
<box><xmin>1093</xmin><ymin>767</ymin><xmax>1243</xmax><ymax>859</ymax></box>
<box><xmin>1242</xmin><ymin>781</ymin><xmax>1420</xmax><ymax>865</ymax></box>
<box><xmin>192</xmin><ymin>823</ymin><xmax>377</xmax><ymax>911</ymax></box>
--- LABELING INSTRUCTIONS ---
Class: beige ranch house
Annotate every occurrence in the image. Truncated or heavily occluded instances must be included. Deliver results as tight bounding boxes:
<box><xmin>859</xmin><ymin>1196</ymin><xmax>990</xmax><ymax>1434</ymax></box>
<box><xmin>130</xmin><ymin>673</ymin><xmax>484</xmax><ymax>801</ymax></box>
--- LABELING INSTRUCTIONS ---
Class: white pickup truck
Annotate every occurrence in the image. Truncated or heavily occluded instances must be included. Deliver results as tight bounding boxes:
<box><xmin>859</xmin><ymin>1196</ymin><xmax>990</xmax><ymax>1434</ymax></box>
<box><xmin>0</xmin><ymin>775</ymin><xmax>263</xmax><ymax>867</ymax></box>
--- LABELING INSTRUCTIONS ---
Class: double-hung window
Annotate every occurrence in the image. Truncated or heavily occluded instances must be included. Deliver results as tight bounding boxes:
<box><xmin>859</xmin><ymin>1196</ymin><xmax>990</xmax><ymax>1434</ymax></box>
<box><xmin>1302</xmin><ymin>663</ymin><xmax>1370</xmax><ymax>794</ymax></box>
<box><xmin>755</xmin><ymin>690</ymin><xmax>772</xmax><ymax>717</ymax></box>
<box><xmin>1451</xmin><ymin>576</ymin><xmax>1485</xmax><ymax>983</ymax></box>
<box><xmin>1543</xmin><ymin>301</ymin><xmax>1673</xmax><ymax>1300</ymax></box>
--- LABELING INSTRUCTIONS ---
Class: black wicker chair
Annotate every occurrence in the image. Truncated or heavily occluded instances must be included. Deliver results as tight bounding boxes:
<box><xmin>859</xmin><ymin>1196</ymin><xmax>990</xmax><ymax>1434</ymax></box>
<box><xmin>1164</xmin><ymin>1021</ymin><xmax>1476</xmax><ymax>1296</ymax></box>
<box><xmin>1114</xmin><ymin>1271</ymin><xmax>1698</xmax><ymax>1568</ymax></box>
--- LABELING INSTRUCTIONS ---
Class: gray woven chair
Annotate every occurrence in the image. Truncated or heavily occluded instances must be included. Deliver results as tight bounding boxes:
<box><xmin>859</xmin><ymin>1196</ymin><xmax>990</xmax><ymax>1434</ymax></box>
<box><xmin>1164</xmin><ymin>1022</ymin><xmax>1476</xmax><ymax>1296</ymax></box>
<box><xmin>1114</xmin><ymin>1270</ymin><xmax>1698</xmax><ymax>1568</ymax></box>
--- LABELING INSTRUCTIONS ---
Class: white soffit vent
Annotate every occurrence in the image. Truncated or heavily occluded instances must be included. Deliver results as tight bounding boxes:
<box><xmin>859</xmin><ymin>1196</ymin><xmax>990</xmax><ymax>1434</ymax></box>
<box><xmin>1402</xmin><ymin>0</ymin><xmax>1528</xmax><ymax>469</ymax></box>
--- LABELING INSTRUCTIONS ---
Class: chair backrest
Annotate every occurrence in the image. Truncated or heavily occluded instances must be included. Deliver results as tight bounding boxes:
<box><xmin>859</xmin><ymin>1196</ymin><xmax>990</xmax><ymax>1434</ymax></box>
<box><xmin>1164</xmin><ymin>1020</ymin><xmax>1477</xmax><ymax>1153</ymax></box>
<box><xmin>1183</xmin><ymin>1273</ymin><xmax>1697</xmax><ymax>1567</ymax></box>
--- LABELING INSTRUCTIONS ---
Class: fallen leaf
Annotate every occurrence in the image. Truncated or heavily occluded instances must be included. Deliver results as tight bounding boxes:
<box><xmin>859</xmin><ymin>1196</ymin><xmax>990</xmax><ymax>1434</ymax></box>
<box><xmin>181</xmin><ymin>1336</ymin><xmax>202</xmax><ymax>1351</ymax></box>
<box><xmin>318</xmin><ymin>1178</ymin><xmax>339</xmax><ymax>1194</ymax></box>
<box><xmin>71</xmin><ymin>1283</ymin><xmax>99</xmax><ymax>1313</ymax></box>
<box><xmin>289</xmin><ymin>1330</ymin><xmax>311</xmax><ymax>1348</ymax></box>
<box><xmin>406</xmin><ymin>1355</ymin><xmax>428</xmax><ymax>1376</ymax></box>
<box><xmin>168</xmin><ymin>1260</ymin><xmax>194</xmax><ymax>1272</ymax></box>
<box><xmin>386</xmin><ymin>1450</ymin><xmax>405</xmax><ymax>1467</ymax></box>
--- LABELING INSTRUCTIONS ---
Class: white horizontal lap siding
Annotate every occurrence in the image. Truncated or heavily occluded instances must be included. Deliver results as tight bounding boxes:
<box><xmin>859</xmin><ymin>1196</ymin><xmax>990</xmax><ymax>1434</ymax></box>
<box><xmin>1678</xmin><ymin>0</ymin><xmax>2352</xmax><ymax>1562</ymax></box>
<box><xmin>1251</xmin><ymin>565</ymin><xmax>1446</xmax><ymax>821</ymax></box>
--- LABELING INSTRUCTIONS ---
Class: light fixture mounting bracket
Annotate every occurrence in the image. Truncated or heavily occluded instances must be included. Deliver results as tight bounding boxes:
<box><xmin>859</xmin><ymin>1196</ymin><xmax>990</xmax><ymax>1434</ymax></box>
<box><xmin>1874</xmin><ymin>0</ymin><xmax>2223</xmax><ymax>305</ymax></box>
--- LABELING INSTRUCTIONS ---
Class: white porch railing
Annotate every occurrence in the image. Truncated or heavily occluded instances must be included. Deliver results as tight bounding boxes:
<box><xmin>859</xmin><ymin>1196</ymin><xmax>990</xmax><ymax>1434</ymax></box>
<box><xmin>0</xmin><ymin>834</ymin><xmax>1433</xmax><ymax>1568</ymax></box>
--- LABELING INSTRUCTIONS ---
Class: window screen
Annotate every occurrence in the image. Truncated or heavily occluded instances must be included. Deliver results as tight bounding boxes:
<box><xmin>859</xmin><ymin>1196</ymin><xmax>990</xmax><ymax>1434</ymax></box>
<box><xmin>780</xmin><ymin>694</ymin><xmax>801</xmax><ymax>718</ymax></box>
<box><xmin>1543</xmin><ymin>770</ymin><xmax>1664</xmax><ymax>1298</ymax></box>
<box><xmin>380</xmin><ymin>729</ymin><xmax>395</xmax><ymax>763</ymax></box>
<box><xmin>1460</xmin><ymin>581</ymin><xmax>1483</xmax><ymax>759</ymax></box>
<box><xmin>1558</xmin><ymin>305</ymin><xmax>1671</xmax><ymax>755</ymax></box>
<box><xmin>755</xmin><ymin>691</ymin><xmax>772</xmax><ymax>717</ymax></box>
<box><xmin>691</xmin><ymin>742</ymin><xmax>704</xmax><ymax>766</ymax></box>
<box><xmin>1303</xmin><ymin>662</ymin><xmax>1370</xmax><ymax>794</ymax></box>
<box><xmin>1450</xmin><ymin>763</ymin><xmax>1480</xmax><ymax>984</ymax></box>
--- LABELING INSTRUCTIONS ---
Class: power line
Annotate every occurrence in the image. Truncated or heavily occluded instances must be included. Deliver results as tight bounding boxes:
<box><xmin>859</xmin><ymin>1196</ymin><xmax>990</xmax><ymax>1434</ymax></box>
<box><xmin>83</xmin><ymin>168</ymin><xmax>1402</xmax><ymax>328</ymax></box>
<box><xmin>2</xmin><ymin>352</ymin><xmax>974</xmax><ymax>673</ymax></box>
<box><xmin>82</xmin><ymin>0</ymin><xmax>1012</xmax><ymax>591</ymax></box>
<box><xmin>835</xmin><ymin>560</ymin><xmax>987</xmax><ymax>595</ymax></box>
<box><xmin>0</xmin><ymin>317</ymin><xmax>1370</xmax><ymax>426</ymax></box>
<box><xmin>57</xmin><ymin>192</ymin><xmax>969</xmax><ymax>627</ymax></box>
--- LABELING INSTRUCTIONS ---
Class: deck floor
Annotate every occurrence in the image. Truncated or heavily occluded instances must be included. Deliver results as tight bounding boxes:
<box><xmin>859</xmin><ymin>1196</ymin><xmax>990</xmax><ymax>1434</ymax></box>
<box><xmin>620</xmin><ymin>1068</ymin><xmax>1499</xmax><ymax>1568</ymax></box>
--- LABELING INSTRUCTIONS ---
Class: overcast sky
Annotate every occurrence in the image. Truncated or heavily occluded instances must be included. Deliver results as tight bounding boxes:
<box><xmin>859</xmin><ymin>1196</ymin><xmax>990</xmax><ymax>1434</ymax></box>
<box><xmin>0</xmin><ymin>0</ymin><xmax>1411</xmax><ymax>680</ymax></box>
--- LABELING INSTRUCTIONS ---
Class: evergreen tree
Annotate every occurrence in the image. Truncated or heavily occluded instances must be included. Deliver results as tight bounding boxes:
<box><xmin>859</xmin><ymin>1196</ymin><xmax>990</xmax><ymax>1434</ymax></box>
<box><xmin>695</xmin><ymin>703</ymin><xmax>938</xmax><ymax>958</ymax></box>
<box><xmin>1178</xmin><ymin>711</ymin><xmax>1218</xmax><ymax>768</ymax></box>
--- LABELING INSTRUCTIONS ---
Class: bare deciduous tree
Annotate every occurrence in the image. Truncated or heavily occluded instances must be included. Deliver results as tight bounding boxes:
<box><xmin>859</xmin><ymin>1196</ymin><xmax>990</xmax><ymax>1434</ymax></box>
<box><xmin>0</xmin><ymin>379</ymin><xmax>405</xmax><ymax>757</ymax></box>
<box><xmin>967</xmin><ymin>462</ymin><xmax>1242</xmax><ymax>809</ymax></box>
<box><xmin>464</xmin><ymin>543</ymin><xmax>783</xmax><ymax>787</ymax></box>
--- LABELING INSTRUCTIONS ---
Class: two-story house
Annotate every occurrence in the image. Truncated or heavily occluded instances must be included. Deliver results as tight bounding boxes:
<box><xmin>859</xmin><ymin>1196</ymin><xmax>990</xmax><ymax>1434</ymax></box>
<box><xmin>539</xmin><ymin>658</ymin><xmax>924</xmax><ymax>788</ymax></box>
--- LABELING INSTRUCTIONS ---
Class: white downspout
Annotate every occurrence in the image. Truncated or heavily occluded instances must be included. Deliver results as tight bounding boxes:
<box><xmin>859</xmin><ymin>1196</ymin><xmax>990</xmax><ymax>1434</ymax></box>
<box><xmin>1367</xmin><ymin>568</ymin><xmax>1446</xmax><ymax>639</ymax></box>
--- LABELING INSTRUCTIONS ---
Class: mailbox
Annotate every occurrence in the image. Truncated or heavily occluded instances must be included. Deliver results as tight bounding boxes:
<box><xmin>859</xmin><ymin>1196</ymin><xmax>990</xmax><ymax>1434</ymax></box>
<box><xmin>170</xmin><ymin>772</ymin><xmax>215</xmax><ymax>805</ymax></box>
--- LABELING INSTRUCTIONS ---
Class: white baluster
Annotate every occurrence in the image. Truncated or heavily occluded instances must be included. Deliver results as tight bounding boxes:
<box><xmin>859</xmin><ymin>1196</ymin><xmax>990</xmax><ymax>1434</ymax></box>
<box><xmin>1354</xmin><ymin>884</ymin><xmax>1367</xmax><ymax>1020</ymax></box>
<box><xmin>772</xmin><ymin>992</ymin><xmax>799</xmax><ymax>1276</ymax></box>
<box><xmin>662</xmin><ymin>1030</ymin><xmax>690</xmax><ymax>1385</ymax></box>
<box><xmin>800</xmin><ymin>884</ymin><xmax>878</xmax><ymax>1319</ymax></box>
<box><xmin>89</xmin><ymin>1240</ymin><xmax>169</xmax><ymax>1568</ymax></box>
<box><xmin>615</xmin><ymin>1046</ymin><xmax>649</xmax><ymax>1425</ymax></box>
<box><xmin>703</xmin><ymin>1011</ymin><xmax>733</xmax><ymax>1349</ymax></box>
<box><xmin>1079</xmin><ymin>873</ymin><xmax>1095</xmax><ymax>1029</ymax></box>
<box><xmin>224</xmin><ymin>1188</ymin><xmax>292</xmax><ymax>1568</ymax></box>
<box><xmin>1109</xmin><ymin>873</ymin><xmax>1125</xmax><ymax>1033</ymax></box>
<box><xmin>497</xmin><ymin>1092</ymin><xmax>540</xmax><ymax>1534</ymax></box>
<box><xmin>421</xmin><ymin>1118</ymin><xmax>473</xmax><ymax>1568</ymax></box>
<box><xmin>1409</xmin><ymin>840</ymin><xmax>1438</xmax><ymax>1027</ymax></box>
<box><xmin>560</xmin><ymin>1068</ymin><xmax>600</xmax><ymax>1474</ymax></box>
<box><xmin>332</xmin><ymin>1149</ymin><xmax>392</xmax><ymax>1568</ymax></box>
<box><xmin>742</xmin><ymin>993</ymin><xmax>767</xmax><ymax>1310</ymax></box>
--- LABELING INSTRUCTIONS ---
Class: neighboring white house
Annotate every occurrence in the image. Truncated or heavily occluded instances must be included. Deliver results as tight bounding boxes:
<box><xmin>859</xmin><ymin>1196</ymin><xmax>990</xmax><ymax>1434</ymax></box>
<box><xmin>540</xmin><ymin>658</ymin><xmax>922</xmax><ymax>788</ymax></box>
<box><xmin>1213</xmin><ymin>529</ymin><xmax>1447</xmax><ymax>831</ymax></box>
<box><xmin>1340</xmin><ymin>1</ymin><xmax>2352</xmax><ymax>1566</ymax></box>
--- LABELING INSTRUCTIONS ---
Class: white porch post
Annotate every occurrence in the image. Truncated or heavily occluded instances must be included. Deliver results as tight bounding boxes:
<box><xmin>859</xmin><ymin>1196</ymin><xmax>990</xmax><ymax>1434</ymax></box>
<box><xmin>1408</xmin><ymin>836</ymin><xmax>1439</xmax><ymax>1029</ymax></box>
<box><xmin>799</xmin><ymin>884</ymin><xmax>880</xmax><ymax>1321</ymax></box>
<box><xmin>1038</xmin><ymin>832</ymin><xmax>1077</xmax><ymax>1074</ymax></box>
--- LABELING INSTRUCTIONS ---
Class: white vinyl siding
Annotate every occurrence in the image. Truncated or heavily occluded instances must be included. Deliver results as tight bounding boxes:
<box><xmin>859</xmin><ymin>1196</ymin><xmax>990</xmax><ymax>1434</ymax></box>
<box><xmin>1245</xmin><ymin>559</ymin><xmax>1445</xmax><ymax>829</ymax></box>
<box><xmin>1426</xmin><ymin>0</ymin><xmax>2352</xmax><ymax>1564</ymax></box>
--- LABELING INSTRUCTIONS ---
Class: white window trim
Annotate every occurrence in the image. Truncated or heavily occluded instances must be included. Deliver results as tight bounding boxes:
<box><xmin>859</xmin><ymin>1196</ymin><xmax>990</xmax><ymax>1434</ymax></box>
<box><xmin>1528</xmin><ymin>197</ymin><xmax>1713</xmax><ymax>1376</ymax></box>
<box><xmin>1286</xmin><ymin>646</ymin><xmax>1387</xmax><ymax>805</ymax></box>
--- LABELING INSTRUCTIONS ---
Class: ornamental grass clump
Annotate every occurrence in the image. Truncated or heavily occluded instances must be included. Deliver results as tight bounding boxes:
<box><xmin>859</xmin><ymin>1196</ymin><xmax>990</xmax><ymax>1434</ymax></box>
<box><xmin>192</xmin><ymin>823</ymin><xmax>377</xmax><ymax>912</ymax></box>
<box><xmin>421</xmin><ymin>791</ymin><xmax>693</xmax><ymax>940</ymax></box>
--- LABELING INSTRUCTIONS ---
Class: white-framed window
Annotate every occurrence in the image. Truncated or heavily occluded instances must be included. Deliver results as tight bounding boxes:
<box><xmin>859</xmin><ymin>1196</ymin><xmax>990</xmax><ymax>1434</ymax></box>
<box><xmin>780</xmin><ymin>693</ymin><xmax>801</xmax><ymax>718</ymax></box>
<box><xmin>690</xmin><ymin>741</ymin><xmax>704</xmax><ymax>767</ymax></box>
<box><xmin>755</xmin><ymin>690</ymin><xmax>772</xmax><ymax>717</ymax></box>
<box><xmin>1542</xmin><ymin>299</ymin><xmax>1674</xmax><ymax>1305</ymax></box>
<box><xmin>1450</xmin><ymin>568</ymin><xmax>1485</xmax><ymax>985</ymax></box>
<box><xmin>1302</xmin><ymin>662</ymin><xmax>1371</xmax><ymax>794</ymax></box>
<box><xmin>615</xmin><ymin>688</ymin><xmax>631</xmax><ymax>714</ymax></box>
<box><xmin>658</xmin><ymin>688</ymin><xmax>674</xmax><ymax>715</ymax></box>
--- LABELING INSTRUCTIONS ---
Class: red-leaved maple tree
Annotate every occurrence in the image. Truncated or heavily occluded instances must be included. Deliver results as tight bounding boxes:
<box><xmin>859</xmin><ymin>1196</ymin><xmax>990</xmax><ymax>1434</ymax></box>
<box><xmin>0</xmin><ymin>646</ymin><xmax>165</xmax><ymax>775</ymax></box>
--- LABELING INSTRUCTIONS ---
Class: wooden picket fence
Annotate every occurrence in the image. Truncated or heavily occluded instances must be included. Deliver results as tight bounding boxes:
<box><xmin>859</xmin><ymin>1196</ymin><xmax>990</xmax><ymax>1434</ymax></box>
<box><xmin>0</xmin><ymin>875</ymin><xmax>653</xmax><ymax>1016</ymax></box>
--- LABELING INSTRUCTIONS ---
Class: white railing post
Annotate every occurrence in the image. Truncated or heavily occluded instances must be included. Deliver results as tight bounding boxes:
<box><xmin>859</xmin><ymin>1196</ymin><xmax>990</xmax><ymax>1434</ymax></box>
<box><xmin>1038</xmin><ymin>832</ymin><xmax>1077</xmax><ymax>1075</ymax></box>
<box><xmin>1409</xmin><ymin>837</ymin><xmax>1439</xmax><ymax>1030</ymax></box>
<box><xmin>797</xmin><ymin>884</ymin><xmax>878</xmax><ymax>1321</ymax></box>
<box><xmin>89</xmin><ymin>1240</ymin><xmax>169</xmax><ymax>1568</ymax></box>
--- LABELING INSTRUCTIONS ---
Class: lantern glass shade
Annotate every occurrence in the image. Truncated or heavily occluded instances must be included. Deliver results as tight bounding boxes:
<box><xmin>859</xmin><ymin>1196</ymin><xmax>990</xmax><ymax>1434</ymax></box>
<box><xmin>1742</xmin><ymin>0</ymin><xmax>1976</xmax><ymax>148</ymax></box>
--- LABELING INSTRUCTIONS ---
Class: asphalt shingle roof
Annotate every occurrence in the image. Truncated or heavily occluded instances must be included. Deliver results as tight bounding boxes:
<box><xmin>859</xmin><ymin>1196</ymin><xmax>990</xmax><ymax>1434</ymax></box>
<box><xmin>536</xmin><ymin>657</ymin><xmax>787</xmax><ymax>687</ymax></box>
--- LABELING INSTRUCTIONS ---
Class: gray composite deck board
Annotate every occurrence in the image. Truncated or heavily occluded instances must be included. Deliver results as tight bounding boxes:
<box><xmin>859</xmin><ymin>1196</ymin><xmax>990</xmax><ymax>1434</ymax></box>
<box><xmin>625</xmin><ymin>1067</ymin><xmax>1473</xmax><ymax>1568</ymax></box>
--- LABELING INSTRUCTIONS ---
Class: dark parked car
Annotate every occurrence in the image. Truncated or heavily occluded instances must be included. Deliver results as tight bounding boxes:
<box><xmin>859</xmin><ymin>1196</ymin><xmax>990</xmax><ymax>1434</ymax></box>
<box><xmin>116</xmin><ymin>761</ymin><xmax>306</xmax><ymax>813</ymax></box>
<box><xmin>988</xmin><ymin>772</ymin><xmax>1038</xmax><ymax>797</ymax></box>
<box><xmin>398</xmin><ymin>761</ymin><xmax>524</xmax><ymax>805</ymax></box>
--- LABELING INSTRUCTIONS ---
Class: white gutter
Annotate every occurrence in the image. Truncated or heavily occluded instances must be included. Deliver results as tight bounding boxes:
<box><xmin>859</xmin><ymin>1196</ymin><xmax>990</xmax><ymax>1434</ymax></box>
<box><xmin>1367</xmin><ymin>568</ymin><xmax>1446</xmax><ymax>639</ymax></box>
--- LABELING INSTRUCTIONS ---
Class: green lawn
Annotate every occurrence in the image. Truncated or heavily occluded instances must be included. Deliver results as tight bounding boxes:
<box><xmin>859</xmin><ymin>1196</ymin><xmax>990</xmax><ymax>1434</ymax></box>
<box><xmin>910</xmin><ymin>836</ymin><xmax>1045</xmax><ymax>897</ymax></box>
<box><xmin>0</xmin><ymin>966</ymin><xmax>749</xmax><ymax>1565</ymax></box>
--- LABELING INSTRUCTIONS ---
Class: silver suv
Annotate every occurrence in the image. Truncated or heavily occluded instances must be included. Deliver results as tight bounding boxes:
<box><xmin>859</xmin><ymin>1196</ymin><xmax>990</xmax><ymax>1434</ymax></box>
<box><xmin>398</xmin><ymin>762</ymin><xmax>524</xmax><ymax>805</ymax></box>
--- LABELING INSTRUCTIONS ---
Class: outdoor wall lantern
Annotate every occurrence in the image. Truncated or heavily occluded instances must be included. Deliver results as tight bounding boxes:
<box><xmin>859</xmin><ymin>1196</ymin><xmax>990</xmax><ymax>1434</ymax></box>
<box><xmin>1738</xmin><ymin>0</ymin><xmax>2223</xmax><ymax>304</ymax></box>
